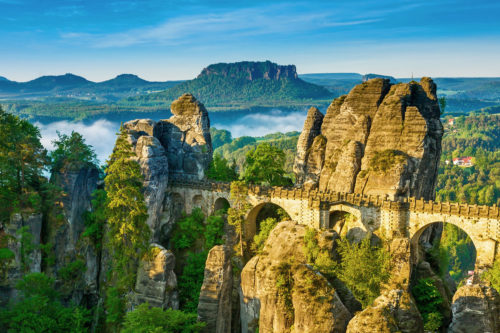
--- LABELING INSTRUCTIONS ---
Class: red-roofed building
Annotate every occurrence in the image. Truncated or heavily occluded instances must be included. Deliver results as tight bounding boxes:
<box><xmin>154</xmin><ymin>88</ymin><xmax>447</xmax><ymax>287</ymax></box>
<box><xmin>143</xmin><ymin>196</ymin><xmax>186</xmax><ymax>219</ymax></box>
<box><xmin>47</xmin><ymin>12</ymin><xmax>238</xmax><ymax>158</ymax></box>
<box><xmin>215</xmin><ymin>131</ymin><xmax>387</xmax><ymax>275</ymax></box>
<box><xmin>453</xmin><ymin>157</ymin><xmax>473</xmax><ymax>167</ymax></box>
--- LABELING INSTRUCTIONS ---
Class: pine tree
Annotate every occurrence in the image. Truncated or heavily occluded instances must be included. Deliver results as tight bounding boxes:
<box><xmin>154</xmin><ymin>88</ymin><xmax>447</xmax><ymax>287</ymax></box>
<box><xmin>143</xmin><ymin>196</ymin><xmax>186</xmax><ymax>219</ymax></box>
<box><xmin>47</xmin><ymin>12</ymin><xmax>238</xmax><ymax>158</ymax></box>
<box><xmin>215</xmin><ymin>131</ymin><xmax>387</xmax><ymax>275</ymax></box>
<box><xmin>104</xmin><ymin>126</ymin><xmax>150</xmax><ymax>326</ymax></box>
<box><xmin>227</xmin><ymin>181</ymin><xmax>251</xmax><ymax>257</ymax></box>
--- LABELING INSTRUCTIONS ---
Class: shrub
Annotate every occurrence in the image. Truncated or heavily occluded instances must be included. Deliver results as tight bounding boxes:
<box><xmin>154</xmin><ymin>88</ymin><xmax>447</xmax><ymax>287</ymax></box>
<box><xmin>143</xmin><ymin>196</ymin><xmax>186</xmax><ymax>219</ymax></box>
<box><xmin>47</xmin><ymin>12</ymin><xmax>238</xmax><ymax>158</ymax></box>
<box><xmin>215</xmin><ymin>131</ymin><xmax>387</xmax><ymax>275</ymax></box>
<box><xmin>412</xmin><ymin>278</ymin><xmax>444</xmax><ymax>331</ymax></box>
<box><xmin>177</xmin><ymin>251</ymin><xmax>208</xmax><ymax>313</ymax></box>
<box><xmin>251</xmin><ymin>217</ymin><xmax>279</xmax><ymax>253</ymax></box>
<box><xmin>483</xmin><ymin>259</ymin><xmax>500</xmax><ymax>292</ymax></box>
<box><xmin>171</xmin><ymin>208</ymin><xmax>205</xmax><ymax>251</ymax></box>
<box><xmin>122</xmin><ymin>303</ymin><xmax>205</xmax><ymax>333</ymax></box>
<box><xmin>369</xmin><ymin>150</ymin><xmax>407</xmax><ymax>173</ymax></box>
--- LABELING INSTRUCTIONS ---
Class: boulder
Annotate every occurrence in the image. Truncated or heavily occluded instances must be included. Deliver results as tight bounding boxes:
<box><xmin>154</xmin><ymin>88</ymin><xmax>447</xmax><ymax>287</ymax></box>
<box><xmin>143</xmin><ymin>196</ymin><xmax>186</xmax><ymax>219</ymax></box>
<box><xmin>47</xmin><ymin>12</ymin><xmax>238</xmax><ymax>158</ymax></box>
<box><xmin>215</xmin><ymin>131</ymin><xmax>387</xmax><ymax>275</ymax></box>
<box><xmin>240</xmin><ymin>221</ymin><xmax>351</xmax><ymax>333</ymax></box>
<box><xmin>198</xmin><ymin>245</ymin><xmax>233</xmax><ymax>333</ymax></box>
<box><xmin>132</xmin><ymin>244</ymin><xmax>179</xmax><ymax>310</ymax></box>
<box><xmin>346</xmin><ymin>289</ymin><xmax>424</xmax><ymax>333</ymax></box>
<box><xmin>448</xmin><ymin>284</ymin><xmax>500</xmax><ymax>333</ymax></box>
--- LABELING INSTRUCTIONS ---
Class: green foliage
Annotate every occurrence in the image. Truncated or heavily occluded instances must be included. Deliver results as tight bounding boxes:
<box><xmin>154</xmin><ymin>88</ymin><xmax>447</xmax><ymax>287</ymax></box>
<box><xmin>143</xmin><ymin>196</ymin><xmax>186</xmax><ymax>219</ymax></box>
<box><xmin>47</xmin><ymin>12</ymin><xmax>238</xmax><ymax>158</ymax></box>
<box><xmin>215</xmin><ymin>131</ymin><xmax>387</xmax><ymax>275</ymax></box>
<box><xmin>243</xmin><ymin>143</ymin><xmax>292</xmax><ymax>186</ymax></box>
<box><xmin>50</xmin><ymin>131</ymin><xmax>98</xmax><ymax>173</ymax></box>
<box><xmin>82</xmin><ymin>189</ymin><xmax>107</xmax><ymax>250</ymax></box>
<box><xmin>438</xmin><ymin>96</ymin><xmax>447</xmax><ymax>115</ymax></box>
<box><xmin>210</xmin><ymin>127</ymin><xmax>232</xmax><ymax>150</ymax></box>
<box><xmin>369</xmin><ymin>150</ymin><xmax>408</xmax><ymax>173</ymax></box>
<box><xmin>205</xmin><ymin>212</ymin><xmax>225</xmax><ymax>250</ymax></box>
<box><xmin>412</xmin><ymin>278</ymin><xmax>444</xmax><ymax>331</ymax></box>
<box><xmin>122</xmin><ymin>303</ymin><xmax>205</xmax><ymax>333</ymax></box>
<box><xmin>0</xmin><ymin>107</ymin><xmax>48</xmax><ymax>222</ymax></box>
<box><xmin>251</xmin><ymin>217</ymin><xmax>278</xmax><ymax>254</ymax></box>
<box><xmin>436</xmin><ymin>114</ymin><xmax>500</xmax><ymax>206</ymax></box>
<box><xmin>17</xmin><ymin>226</ymin><xmax>37</xmax><ymax>273</ymax></box>
<box><xmin>171</xmin><ymin>208</ymin><xmax>205</xmax><ymax>251</ymax></box>
<box><xmin>227</xmin><ymin>181</ymin><xmax>251</xmax><ymax>257</ymax></box>
<box><xmin>178</xmin><ymin>251</ymin><xmax>208</xmax><ymax>313</ymax></box>
<box><xmin>105</xmin><ymin>286</ymin><xmax>126</xmax><ymax>326</ymax></box>
<box><xmin>482</xmin><ymin>259</ymin><xmax>500</xmax><ymax>292</ymax></box>
<box><xmin>104</xmin><ymin>126</ymin><xmax>150</xmax><ymax>327</ymax></box>
<box><xmin>0</xmin><ymin>273</ymin><xmax>90</xmax><ymax>332</ymax></box>
<box><xmin>303</xmin><ymin>228</ymin><xmax>321</xmax><ymax>264</ymax></box>
<box><xmin>334</xmin><ymin>238</ymin><xmax>391</xmax><ymax>308</ymax></box>
<box><xmin>206</xmin><ymin>153</ymin><xmax>238</xmax><ymax>182</ymax></box>
<box><xmin>302</xmin><ymin>228</ymin><xmax>336</xmax><ymax>278</ymax></box>
<box><xmin>58</xmin><ymin>259</ymin><xmax>86</xmax><ymax>282</ymax></box>
<box><xmin>0</xmin><ymin>232</ymin><xmax>15</xmax><ymax>278</ymax></box>
<box><xmin>436</xmin><ymin>224</ymin><xmax>476</xmax><ymax>282</ymax></box>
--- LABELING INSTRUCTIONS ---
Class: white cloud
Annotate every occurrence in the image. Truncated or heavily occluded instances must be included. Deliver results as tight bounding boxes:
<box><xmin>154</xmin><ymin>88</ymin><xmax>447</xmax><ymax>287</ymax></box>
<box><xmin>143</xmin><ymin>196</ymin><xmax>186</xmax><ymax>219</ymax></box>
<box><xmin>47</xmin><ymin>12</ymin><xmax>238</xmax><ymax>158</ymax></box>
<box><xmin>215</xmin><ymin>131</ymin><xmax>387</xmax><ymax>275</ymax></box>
<box><xmin>36</xmin><ymin>119</ymin><xmax>119</xmax><ymax>166</ymax></box>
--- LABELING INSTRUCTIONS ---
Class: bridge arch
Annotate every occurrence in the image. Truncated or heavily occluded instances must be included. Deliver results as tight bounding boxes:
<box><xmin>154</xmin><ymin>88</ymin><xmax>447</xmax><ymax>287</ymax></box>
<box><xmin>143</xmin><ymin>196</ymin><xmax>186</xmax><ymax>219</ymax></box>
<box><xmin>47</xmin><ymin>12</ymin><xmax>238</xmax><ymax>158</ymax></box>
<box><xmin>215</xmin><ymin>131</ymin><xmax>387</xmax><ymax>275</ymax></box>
<box><xmin>245</xmin><ymin>202</ymin><xmax>291</xmax><ymax>243</ymax></box>
<box><xmin>410</xmin><ymin>221</ymin><xmax>477</xmax><ymax>276</ymax></box>
<box><xmin>328</xmin><ymin>203</ymin><xmax>377</xmax><ymax>243</ymax></box>
<box><xmin>213</xmin><ymin>197</ymin><xmax>230</xmax><ymax>213</ymax></box>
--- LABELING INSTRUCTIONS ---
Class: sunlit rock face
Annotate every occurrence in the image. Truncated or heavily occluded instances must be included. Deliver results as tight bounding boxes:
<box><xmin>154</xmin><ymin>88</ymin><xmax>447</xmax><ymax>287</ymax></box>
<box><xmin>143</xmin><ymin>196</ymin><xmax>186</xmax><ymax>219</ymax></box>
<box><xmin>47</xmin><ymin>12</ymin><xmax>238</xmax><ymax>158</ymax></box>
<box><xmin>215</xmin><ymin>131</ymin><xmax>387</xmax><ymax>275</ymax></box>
<box><xmin>240</xmin><ymin>221</ymin><xmax>352</xmax><ymax>333</ymax></box>
<box><xmin>448</xmin><ymin>284</ymin><xmax>500</xmax><ymax>333</ymax></box>
<box><xmin>123</xmin><ymin>93</ymin><xmax>213</xmax><ymax>240</ymax></box>
<box><xmin>294</xmin><ymin>78</ymin><xmax>443</xmax><ymax>200</ymax></box>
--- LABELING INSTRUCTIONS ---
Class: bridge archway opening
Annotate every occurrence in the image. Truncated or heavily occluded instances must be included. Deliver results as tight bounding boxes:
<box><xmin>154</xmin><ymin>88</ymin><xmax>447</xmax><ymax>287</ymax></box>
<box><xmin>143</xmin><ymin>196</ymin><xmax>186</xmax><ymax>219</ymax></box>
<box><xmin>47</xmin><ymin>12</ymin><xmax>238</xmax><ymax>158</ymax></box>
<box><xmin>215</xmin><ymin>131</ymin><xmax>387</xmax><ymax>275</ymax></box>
<box><xmin>411</xmin><ymin>222</ymin><xmax>476</xmax><ymax>285</ymax></box>
<box><xmin>245</xmin><ymin>202</ymin><xmax>290</xmax><ymax>242</ymax></box>
<box><xmin>192</xmin><ymin>194</ymin><xmax>203</xmax><ymax>210</ymax></box>
<box><xmin>213</xmin><ymin>197</ymin><xmax>230</xmax><ymax>214</ymax></box>
<box><xmin>328</xmin><ymin>207</ymin><xmax>374</xmax><ymax>244</ymax></box>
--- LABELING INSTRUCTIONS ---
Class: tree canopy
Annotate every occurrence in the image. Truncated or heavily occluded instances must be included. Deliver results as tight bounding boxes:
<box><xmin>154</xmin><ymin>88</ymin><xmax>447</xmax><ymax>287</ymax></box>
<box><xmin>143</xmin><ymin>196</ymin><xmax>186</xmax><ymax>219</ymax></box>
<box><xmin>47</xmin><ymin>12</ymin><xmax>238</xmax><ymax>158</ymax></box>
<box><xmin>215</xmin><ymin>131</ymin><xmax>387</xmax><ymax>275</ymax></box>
<box><xmin>242</xmin><ymin>143</ymin><xmax>292</xmax><ymax>186</ymax></box>
<box><xmin>50</xmin><ymin>131</ymin><xmax>98</xmax><ymax>173</ymax></box>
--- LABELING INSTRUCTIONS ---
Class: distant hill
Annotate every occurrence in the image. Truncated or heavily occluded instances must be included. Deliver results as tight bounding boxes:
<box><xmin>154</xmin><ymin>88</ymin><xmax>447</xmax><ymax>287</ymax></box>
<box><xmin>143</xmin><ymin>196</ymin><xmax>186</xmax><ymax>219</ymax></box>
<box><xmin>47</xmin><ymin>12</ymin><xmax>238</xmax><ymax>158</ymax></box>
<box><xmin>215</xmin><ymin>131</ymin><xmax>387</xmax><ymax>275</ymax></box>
<box><xmin>0</xmin><ymin>73</ymin><xmax>182</xmax><ymax>101</ymax></box>
<box><xmin>362</xmin><ymin>73</ymin><xmax>397</xmax><ymax>83</ymax></box>
<box><xmin>126</xmin><ymin>61</ymin><xmax>333</xmax><ymax>109</ymax></box>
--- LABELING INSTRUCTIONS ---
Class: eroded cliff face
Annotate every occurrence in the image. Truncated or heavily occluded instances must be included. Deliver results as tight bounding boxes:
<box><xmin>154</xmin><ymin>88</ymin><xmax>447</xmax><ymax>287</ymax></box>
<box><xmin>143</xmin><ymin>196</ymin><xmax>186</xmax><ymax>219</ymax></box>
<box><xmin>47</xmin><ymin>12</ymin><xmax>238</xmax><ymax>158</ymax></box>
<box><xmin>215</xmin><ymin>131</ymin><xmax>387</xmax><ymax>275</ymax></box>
<box><xmin>294</xmin><ymin>78</ymin><xmax>443</xmax><ymax>200</ymax></box>
<box><xmin>240</xmin><ymin>221</ymin><xmax>352</xmax><ymax>333</ymax></box>
<box><xmin>123</xmin><ymin>93</ymin><xmax>212</xmax><ymax>241</ymax></box>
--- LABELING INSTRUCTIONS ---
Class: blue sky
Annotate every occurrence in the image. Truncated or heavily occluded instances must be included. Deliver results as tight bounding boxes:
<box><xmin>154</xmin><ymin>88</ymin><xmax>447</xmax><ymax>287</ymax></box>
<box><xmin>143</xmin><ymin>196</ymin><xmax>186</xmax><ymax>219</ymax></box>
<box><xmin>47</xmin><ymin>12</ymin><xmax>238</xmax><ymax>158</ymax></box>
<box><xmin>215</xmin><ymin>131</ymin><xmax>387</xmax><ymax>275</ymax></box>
<box><xmin>1</xmin><ymin>0</ymin><xmax>499</xmax><ymax>81</ymax></box>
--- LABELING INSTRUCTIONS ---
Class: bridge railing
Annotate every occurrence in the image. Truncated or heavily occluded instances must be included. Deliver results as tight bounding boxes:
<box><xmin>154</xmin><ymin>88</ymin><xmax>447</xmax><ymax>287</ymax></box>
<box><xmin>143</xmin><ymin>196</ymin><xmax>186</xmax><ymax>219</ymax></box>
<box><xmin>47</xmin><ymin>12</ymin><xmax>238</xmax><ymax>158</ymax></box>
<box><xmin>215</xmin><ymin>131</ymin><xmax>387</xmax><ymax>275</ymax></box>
<box><xmin>167</xmin><ymin>179</ymin><xmax>499</xmax><ymax>218</ymax></box>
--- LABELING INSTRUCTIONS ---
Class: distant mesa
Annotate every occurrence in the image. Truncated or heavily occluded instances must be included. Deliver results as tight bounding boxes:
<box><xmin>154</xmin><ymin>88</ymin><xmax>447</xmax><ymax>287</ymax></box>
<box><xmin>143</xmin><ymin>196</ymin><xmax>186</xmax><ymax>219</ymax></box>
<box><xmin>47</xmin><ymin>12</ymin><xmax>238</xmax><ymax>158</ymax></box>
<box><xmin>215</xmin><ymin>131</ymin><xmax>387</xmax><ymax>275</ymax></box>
<box><xmin>198</xmin><ymin>60</ymin><xmax>298</xmax><ymax>81</ymax></box>
<box><xmin>362</xmin><ymin>73</ymin><xmax>397</xmax><ymax>83</ymax></box>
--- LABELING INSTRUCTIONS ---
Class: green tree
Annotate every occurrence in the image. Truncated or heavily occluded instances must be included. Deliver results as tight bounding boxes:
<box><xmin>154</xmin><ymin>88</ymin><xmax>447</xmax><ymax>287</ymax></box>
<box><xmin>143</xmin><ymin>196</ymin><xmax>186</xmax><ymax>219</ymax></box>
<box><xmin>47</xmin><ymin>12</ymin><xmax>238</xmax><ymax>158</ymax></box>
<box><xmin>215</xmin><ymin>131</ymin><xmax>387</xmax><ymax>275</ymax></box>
<box><xmin>82</xmin><ymin>189</ymin><xmax>107</xmax><ymax>250</ymax></box>
<box><xmin>104</xmin><ymin>126</ymin><xmax>150</xmax><ymax>326</ymax></box>
<box><xmin>334</xmin><ymin>238</ymin><xmax>391</xmax><ymax>308</ymax></box>
<box><xmin>0</xmin><ymin>108</ymin><xmax>48</xmax><ymax>223</ymax></box>
<box><xmin>439</xmin><ymin>96</ymin><xmax>447</xmax><ymax>115</ymax></box>
<box><xmin>210</xmin><ymin>128</ymin><xmax>232</xmax><ymax>150</ymax></box>
<box><xmin>412</xmin><ymin>278</ymin><xmax>444</xmax><ymax>331</ymax></box>
<box><xmin>206</xmin><ymin>153</ymin><xmax>238</xmax><ymax>182</ymax></box>
<box><xmin>0</xmin><ymin>273</ymin><xmax>90</xmax><ymax>332</ymax></box>
<box><xmin>242</xmin><ymin>143</ymin><xmax>292</xmax><ymax>186</ymax></box>
<box><xmin>227</xmin><ymin>181</ymin><xmax>251</xmax><ymax>257</ymax></box>
<box><xmin>483</xmin><ymin>259</ymin><xmax>500</xmax><ymax>292</ymax></box>
<box><xmin>251</xmin><ymin>217</ymin><xmax>278</xmax><ymax>254</ymax></box>
<box><xmin>122</xmin><ymin>303</ymin><xmax>205</xmax><ymax>333</ymax></box>
<box><xmin>50</xmin><ymin>131</ymin><xmax>98</xmax><ymax>173</ymax></box>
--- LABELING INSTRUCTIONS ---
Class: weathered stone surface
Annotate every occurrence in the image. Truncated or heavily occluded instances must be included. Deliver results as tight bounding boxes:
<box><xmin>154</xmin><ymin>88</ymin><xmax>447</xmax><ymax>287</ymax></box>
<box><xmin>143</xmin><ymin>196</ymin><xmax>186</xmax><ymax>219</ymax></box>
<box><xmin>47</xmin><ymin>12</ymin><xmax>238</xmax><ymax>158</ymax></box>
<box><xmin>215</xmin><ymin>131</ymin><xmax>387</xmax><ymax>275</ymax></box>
<box><xmin>293</xmin><ymin>107</ymin><xmax>324</xmax><ymax>185</ymax></box>
<box><xmin>132</xmin><ymin>244</ymin><xmax>178</xmax><ymax>310</ymax></box>
<box><xmin>155</xmin><ymin>93</ymin><xmax>212</xmax><ymax>181</ymax></box>
<box><xmin>448</xmin><ymin>284</ymin><xmax>500</xmax><ymax>333</ymax></box>
<box><xmin>46</xmin><ymin>166</ymin><xmax>101</xmax><ymax>304</ymax></box>
<box><xmin>0</xmin><ymin>213</ymin><xmax>42</xmax><ymax>305</ymax></box>
<box><xmin>240</xmin><ymin>221</ymin><xmax>351</xmax><ymax>333</ymax></box>
<box><xmin>294</xmin><ymin>78</ymin><xmax>443</xmax><ymax>200</ymax></box>
<box><xmin>198</xmin><ymin>245</ymin><xmax>233</xmax><ymax>333</ymax></box>
<box><xmin>346</xmin><ymin>289</ymin><xmax>423</xmax><ymax>333</ymax></box>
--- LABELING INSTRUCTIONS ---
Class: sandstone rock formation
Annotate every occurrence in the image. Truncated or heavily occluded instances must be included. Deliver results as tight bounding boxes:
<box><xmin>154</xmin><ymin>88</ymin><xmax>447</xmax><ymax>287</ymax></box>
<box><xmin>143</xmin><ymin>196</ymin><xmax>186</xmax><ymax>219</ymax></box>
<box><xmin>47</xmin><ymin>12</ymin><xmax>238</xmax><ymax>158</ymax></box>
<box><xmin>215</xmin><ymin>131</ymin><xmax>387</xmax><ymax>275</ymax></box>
<box><xmin>293</xmin><ymin>107</ymin><xmax>324</xmax><ymax>186</ymax></box>
<box><xmin>448</xmin><ymin>284</ymin><xmax>500</xmax><ymax>333</ymax></box>
<box><xmin>198</xmin><ymin>245</ymin><xmax>233</xmax><ymax>333</ymax></box>
<box><xmin>123</xmin><ymin>93</ymin><xmax>212</xmax><ymax>241</ymax></box>
<box><xmin>46</xmin><ymin>166</ymin><xmax>101</xmax><ymax>303</ymax></box>
<box><xmin>240</xmin><ymin>221</ymin><xmax>351</xmax><ymax>333</ymax></box>
<box><xmin>294</xmin><ymin>78</ymin><xmax>443</xmax><ymax>200</ymax></box>
<box><xmin>132</xmin><ymin>244</ymin><xmax>178</xmax><ymax>310</ymax></box>
<box><xmin>346</xmin><ymin>289</ymin><xmax>423</xmax><ymax>333</ymax></box>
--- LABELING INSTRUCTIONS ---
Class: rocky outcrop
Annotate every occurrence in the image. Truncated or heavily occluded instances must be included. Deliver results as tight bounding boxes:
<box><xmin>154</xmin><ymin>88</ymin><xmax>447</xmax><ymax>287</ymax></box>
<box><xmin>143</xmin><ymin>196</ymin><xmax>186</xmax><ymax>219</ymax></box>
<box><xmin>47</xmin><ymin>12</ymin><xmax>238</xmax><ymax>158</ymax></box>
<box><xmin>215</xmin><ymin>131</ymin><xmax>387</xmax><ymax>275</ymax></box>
<box><xmin>346</xmin><ymin>289</ymin><xmax>423</xmax><ymax>333</ymax></box>
<box><xmin>0</xmin><ymin>213</ymin><xmax>42</xmax><ymax>305</ymax></box>
<box><xmin>240</xmin><ymin>221</ymin><xmax>351</xmax><ymax>333</ymax></box>
<box><xmin>198</xmin><ymin>245</ymin><xmax>233</xmax><ymax>333</ymax></box>
<box><xmin>294</xmin><ymin>78</ymin><xmax>443</xmax><ymax>200</ymax></box>
<box><xmin>46</xmin><ymin>166</ymin><xmax>101</xmax><ymax>304</ymax></box>
<box><xmin>123</xmin><ymin>93</ymin><xmax>213</xmax><ymax>242</ymax></box>
<box><xmin>448</xmin><ymin>284</ymin><xmax>500</xmax><ymax>333</ymax></box>
<box><xmin>132</xmin><ymin>244</ymin><xmax>178</xmax><ymax>310</ymax></box>
<box><xmin>293</xmin><ymin>107</ymin><xmax>324</xmax><ymax>186</ymax></box>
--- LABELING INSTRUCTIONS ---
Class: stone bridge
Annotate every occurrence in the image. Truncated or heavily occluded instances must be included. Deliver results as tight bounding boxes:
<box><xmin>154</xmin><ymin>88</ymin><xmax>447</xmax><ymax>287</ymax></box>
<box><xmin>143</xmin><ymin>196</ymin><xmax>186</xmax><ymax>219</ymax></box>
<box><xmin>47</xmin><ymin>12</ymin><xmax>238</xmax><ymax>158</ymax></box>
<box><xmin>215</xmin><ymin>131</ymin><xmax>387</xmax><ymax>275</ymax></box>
<box><xmin>168</xmin><ymin>179</ymin><xmax>500</xmax><ymax>270</ymax></box>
